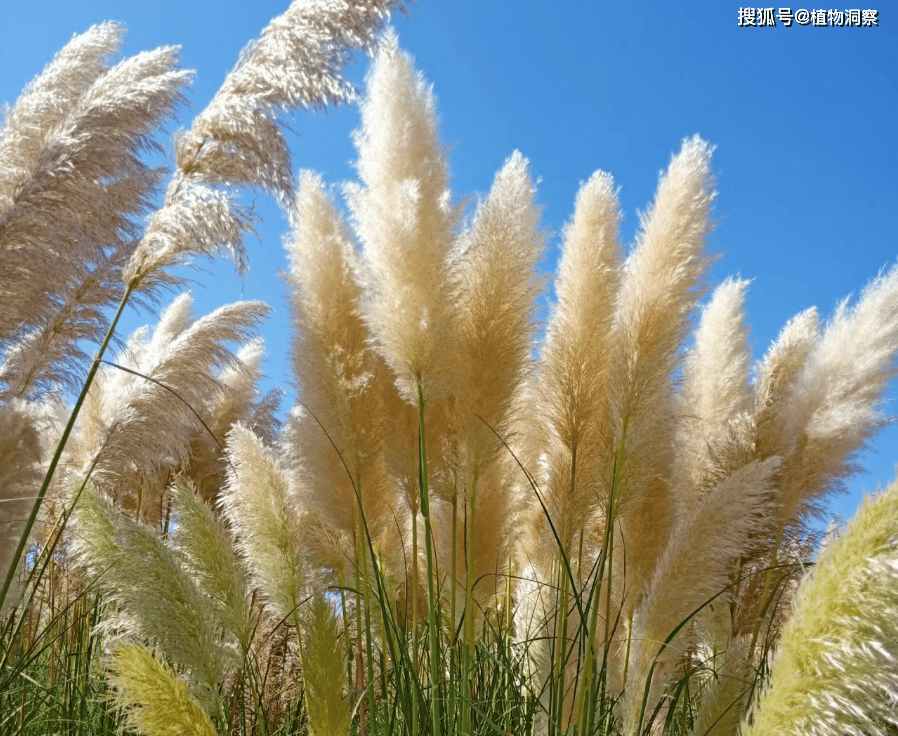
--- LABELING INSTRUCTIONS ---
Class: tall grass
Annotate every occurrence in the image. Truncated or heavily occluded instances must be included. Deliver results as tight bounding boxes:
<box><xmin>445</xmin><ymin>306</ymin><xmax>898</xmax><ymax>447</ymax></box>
<box><xmin>3</xmin><ymin>5</ymin><xmax>898</xmax><ymax>736</ymax></box>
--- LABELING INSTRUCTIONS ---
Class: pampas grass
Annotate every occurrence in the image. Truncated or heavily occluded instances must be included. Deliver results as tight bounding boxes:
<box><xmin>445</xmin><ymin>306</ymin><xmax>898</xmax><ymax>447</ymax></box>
<box><xmin>106</xmin><ymin>643</ymin><xmax>219</xmax><ymax>736</ymax></box>
<box><xmin>743</xmin><ymin>479</ymin><xmax>898</xmax><ymax>736</ymax></box>
<box><xmin>219</xmin><ymin>423</ymin><xmax>308</xmax><ymax>629</ymax></box>
<box><xmin>300</xmin><ymin>595</ymin><xmax>352</xmax><ymax>736</ymax></box>
<box><xmin>4</xmin><ymin>9</ymin><xmax>898</xmax><ymax>736</ymax></box>
<box><xmin>70</xmin><ymin>484</ymin><xmax>231</xmax><ymax>713</ymax></box>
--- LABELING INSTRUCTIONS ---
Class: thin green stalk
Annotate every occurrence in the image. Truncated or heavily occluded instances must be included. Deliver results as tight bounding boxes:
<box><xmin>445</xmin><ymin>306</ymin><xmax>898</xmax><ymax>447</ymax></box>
<box><xmin>503</xmin><ymin>555</ymin><xmax>513</xmax><ymax>736</ymax></box>
<box><xmin>461</xmin><ymin>487</ymin><xmax>477</xmax><ymax>736</ymax></box>
<box><xmin>749</xmin><ymin>525</ymin><xmax>785</xmax><ymax>655</ymax></box>
<box><xmin>355</xmin><ymin>557</ymin><xmax>366</xmax><ymax>735</ymax></box>
<box><xmin>553</xmin><ymin>447</ymin><xmax>580</xmax><ymax>735</ymax></box>
<box><xmin>449</xmin><ymin>492</ymin><xmax>458</xmax><ymax>728</ymax></box>
<box><xmin>340</xmin><ymin>574</ymin><xmax>352</xmax><ymax>694</ymax></box>
<box><xmin>411</xmin><ymin>500</ymin><xmax>419</xmax><ymax>736</ymax></box>
<box><xmin>0</xmin><ymin>283</ymin><xmax>136</xmax><ymax>611</ymax></box>
<box><xmin>358</xmin><ymin>499</ymin><xmax>377</xmax><ymax>735</ymax></box>
<box><xmin>417</xmin><ymin>380</ymin><xmax>443</xmax><ymax>736</ymax></box>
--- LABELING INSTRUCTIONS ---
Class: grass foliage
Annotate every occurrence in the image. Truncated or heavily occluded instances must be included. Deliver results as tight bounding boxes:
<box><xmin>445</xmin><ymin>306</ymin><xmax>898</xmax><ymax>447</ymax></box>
<box><xmin>3</xmin><ymin>3</ymin><xmax>898</xmax><ymax>735</ymax></box>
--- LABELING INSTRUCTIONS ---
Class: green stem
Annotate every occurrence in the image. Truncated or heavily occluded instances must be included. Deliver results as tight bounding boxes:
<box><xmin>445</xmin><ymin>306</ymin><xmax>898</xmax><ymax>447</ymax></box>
<box><xmin>359</xmin><ymin>497</ymin><xmax>377</xmax><ymax>734</ymax></box>
<box><xmin>449</xmin><ymin>492</ymin><xmax>458</xmax><ymax>728</ymax></box>
<box><xmin>461</xmin><ymin>487</ymin><xmax>477</xmax><ymax>736</ymax></box>
<box><xmin>749</xmin><ymin>525</ymin><xmax>786</xmax><ymax>654</ymax></box>
<box><xmin>416</xmin><ymin>381</ymin><xmax>442</xmax><ymax>736</ymax></box>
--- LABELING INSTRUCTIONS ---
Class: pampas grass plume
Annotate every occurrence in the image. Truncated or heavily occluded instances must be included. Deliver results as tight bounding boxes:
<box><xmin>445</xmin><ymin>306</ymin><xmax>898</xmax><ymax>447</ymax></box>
<box><xmin>220</xmin><ymin>423</ymin><xmax>307</xmax><ymax>625</ymax></box>
<box><xmin>527</xmin><ymin>167</ymin><xmax>621</xmax><ymax>560</ymax></box>
<box><xmin>676</xmin><ymin>277</ymin><xmax>752</xmax><ymax>509</ymax></box>
<box><xmin>71</xmin><ymin>485</ymin><xmax>229</xmax><ymax>710</ymax></box>
<box><xmin>106</xmin><ymin>643</ymin><xmax>219</xmax><ymax>736</ymax></box>
<box><xmin>172</xmin><ymin>483</ymin><xmax>254</xmax><ymax>649</ymax></box>
<box><xmin>301</xmin><ymin>594</ymin><xmax>351</xmax><ymax>736</ymax></box>
<box><xmin>622</xmin><ymin>457</ymin><xmax>780</xmax><ymax>734</ymax></box>
<box><xmin>348</xmin><ymin>30</ymin><xmax>458</xmax><ymax>403</ymax></box>
<box><xmin>0</xmin><ymin>400</ymin><xmax>42</xmax><ymax>609</ymax></box>
<box><xmin>743</xmin><ymin>478</ymin><xmax>898</xmax><ymax>736</ymax></box>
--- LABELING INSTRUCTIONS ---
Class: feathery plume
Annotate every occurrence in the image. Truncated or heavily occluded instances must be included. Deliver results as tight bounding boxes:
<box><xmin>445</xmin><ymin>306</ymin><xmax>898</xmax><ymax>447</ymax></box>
<box><xmin>610</xmin><ymin>135</ymin><xmax>716</xmax><ymax>608</ymax></box>
<box><xmin>220</xmin><ymin>424</ymin><xmax>307</xmax><ymax>625</ymax></box>
<box><xmin>172</xmin><ymin>483</ymin><xmax>254</xmax><ymax>649</ymax></box>
<box><xmin>447</xmin><ymin>150</ymin><xmax>544</xmax><ymax>494</ymax></box>
<box><xmin>439</xmin><ymin>151</ymin><xmax>543</xmax><ymax>611</ymax></box>
<box><xmin>176</xmin><ymin>0</ymin><xmax>408</xmax><ymax>197</ymax></box>
<box><xmin>743</xmin><ymin>478</ymin><xmax>898</xmax><ymax>736</ymax></box>
<box><xmin>690</xmin><ymin>633</ymin><xmax>755</xmax><ymax>736</ymax></box>
<box><xmin>772</xmin><ymin>264</ymin><xmax>898</xmax><ymax>529</ymax></box>
<box><xmin>285</xmin><ymin>170</ymin><xmax>388</xmax><ymax>557</ymax></box>
<box><xmin>70</xmin><ymin>484</ymin><xmax>230</xmax><ymax>711</ymax></box>
<box><xmin>675</xmin><ymin>277</ymin><xmax>752</xmax><ymax>512</ymax></box>
<box><xmin>0</xmin><ymin>247</ymin><xmax>133</xmax><ymax>401</ymax></box>
<box><xmin>0</xmin><ymin>22</ymin><xmax>124</xmax><ymax>212</ymax></box>
<box><xmin>0</xmin><ymin>42</ymin><xmax>190</xmax><ymax>342</ymax></box>
<box><xmin>91</xmin><ymin>299</ymin><xmax>270</xmax><ymax>522</ymax></box>
<box><xmin>752</xmin><ymin>306</ymin><xmax>820</xmax><ymax>458</ymax></box>
<box><xmin>184</xmin><ymin>338</ymin><xmax>282</xmax><ymax>503</ymax></box>
<box><xmin>0</xmin><ymin>400</ymin><xmax>43</xmax><ymax>609</ymax></box>
<box><xmin>126</xmin><ymin>0</ymin><xmax>409</xmax><ymax>288</ymax></box>
<box><xmin>301</xmin><ymin>595</ymin><xmax>351</xmax><ymax>736</ymax></box>
<box><xmin>525</xmin><ymin>168</ymin><xmax>621</xmax><ymax>562</ymax></box>
<box><xmin>106</xmin><ymin>643</ymin><xmax>219</xmax><ymax>736</ymax></box>
<box><xmin>347</xmin><ymin>30</ymin><xmax>458</xmax><ymax>403</ymax></box>
<box><xmin>621</xmin><ymin>457</ymin><xmax>779</xmax><ymax>734</ymax></box>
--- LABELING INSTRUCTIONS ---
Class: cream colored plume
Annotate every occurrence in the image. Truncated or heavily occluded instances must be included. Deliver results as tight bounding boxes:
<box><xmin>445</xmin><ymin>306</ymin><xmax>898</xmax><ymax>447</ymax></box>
<box><xmin>176</xmin><ymin>0</ymin><xmax>408</xmax><ymax>198</ymax></box>
<box><xmin>447</xmin><ymin>150</ymin><xmax>544</xmax><ymax>496</ymax></box>
<box><xmin>0</xmin><ymin>33</ymin><xmax>189</xmax><ymax>358</ymax></box>
<box><xmin>0</xmin><ymin>22</ymin><xmax>123</xmax><ymax>212</ymax></box>
<box><xmin>525</xmin><ymin>168</ymin><xmax>622</xmax><ymax>563</ymax></box>
<box><xmin>347</xmin><ymin>30</ymin><xmax>458</xmax><ymax>403</ymax></box>
<box><xmin>89</xmin><ymin>298</ymin><xmax>269</xmax><ymax>522</ymax></box>
<box><xmin>127</xmin><ymin>0</ymin><xmax>408</xmax><ymax>287</ymax></box>
<box><xmin>771</xmin><ymin>264</ymin><xmax>898</xmax><ymax>530</ymax></box>
<box><xmin>184</xmin><ymin>338</ymin><xmax>282</xmax><ymax>504</ymax></box>
<box><xmin>621</xmin><ymin>457</ymin><xmax>779</xmax><ymax>735</ymax></box>
<box><xmin>610</xmin><ymin>135</ymin><xmax>716</xmax><ymax>610</ymax></box>
<box><xmin>675</xmin><ymin>277</ymin><xmax>752</xmax><ymax>512</ymax></box>
<box><xmin>285</xmin><ymin>170</ymin><xmax>389</xmax><ymax>562</ymax></box>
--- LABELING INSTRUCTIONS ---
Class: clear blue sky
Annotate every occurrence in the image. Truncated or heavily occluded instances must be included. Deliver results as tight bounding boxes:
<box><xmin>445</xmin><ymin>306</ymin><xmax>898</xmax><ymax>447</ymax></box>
<box><xmin>2</xmin><ymin>1</ymin><xmax>896</xmax><ymax>527</ymax></box>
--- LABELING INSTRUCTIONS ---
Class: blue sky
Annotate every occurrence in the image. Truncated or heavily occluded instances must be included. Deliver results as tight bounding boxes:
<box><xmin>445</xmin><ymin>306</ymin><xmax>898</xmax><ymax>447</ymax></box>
<box><xmin>2</xmin><ymin>1</ymin><xmax>896</xmax><ymax>526</ymax></box>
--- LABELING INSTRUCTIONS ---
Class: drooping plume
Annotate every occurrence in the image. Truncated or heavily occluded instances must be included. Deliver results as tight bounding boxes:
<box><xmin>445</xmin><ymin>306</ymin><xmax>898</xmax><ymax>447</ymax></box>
<box><xmin>85</xmin><ymin>296</ymin><xmax>269</xmax><ymax>523</ymax></box>
<box><xmin>770</xmin><ymin>264</ymin><xmax>898</xmax><ymax>530</ymax></box>
<box><xmin>126</xmin><ymin>0</ymin><xmax>410</xmax><ymax>289</ymax></box>
<box><xmin>0</xmin><ymin>31</ymin><xmax>190</xmax><ymax>373</ymax></box>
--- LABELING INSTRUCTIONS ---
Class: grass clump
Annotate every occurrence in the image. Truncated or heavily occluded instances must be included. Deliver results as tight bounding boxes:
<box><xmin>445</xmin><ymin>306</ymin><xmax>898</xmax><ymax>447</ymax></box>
<box><xmin>3</xmin><ymin>4</ymin><xmax>898</xmax><ymax>736</ymax></box>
